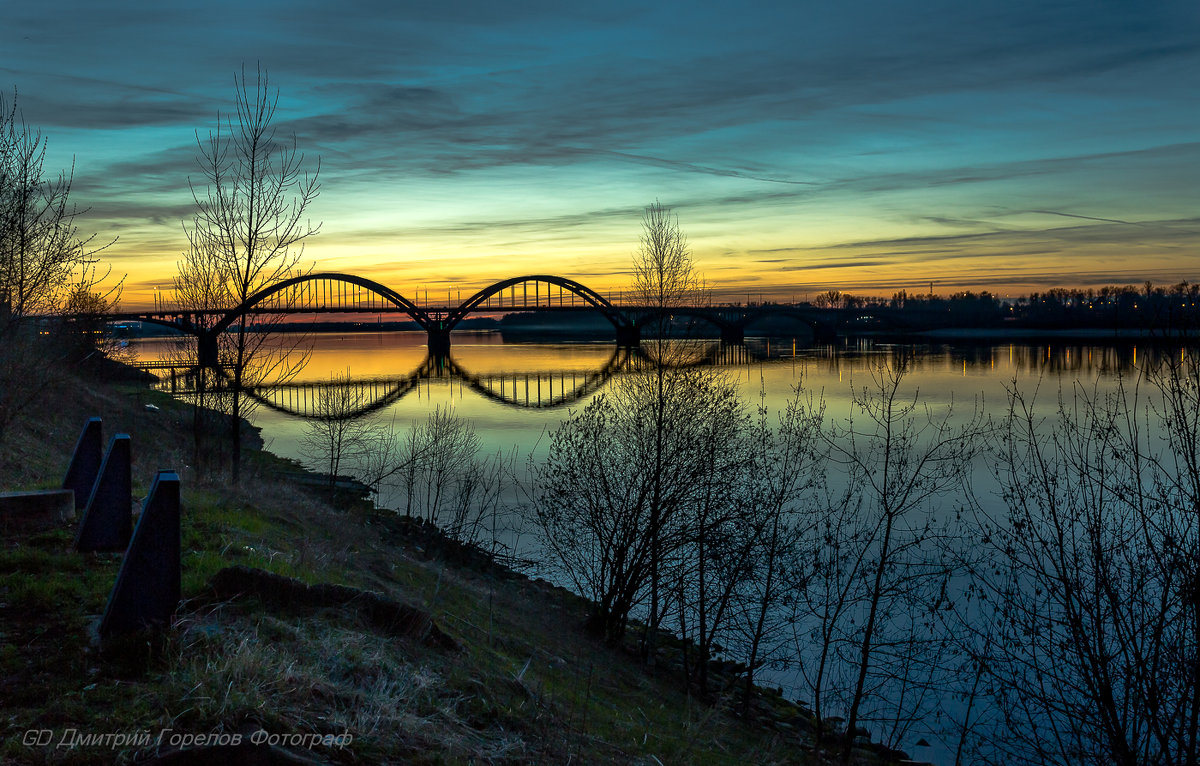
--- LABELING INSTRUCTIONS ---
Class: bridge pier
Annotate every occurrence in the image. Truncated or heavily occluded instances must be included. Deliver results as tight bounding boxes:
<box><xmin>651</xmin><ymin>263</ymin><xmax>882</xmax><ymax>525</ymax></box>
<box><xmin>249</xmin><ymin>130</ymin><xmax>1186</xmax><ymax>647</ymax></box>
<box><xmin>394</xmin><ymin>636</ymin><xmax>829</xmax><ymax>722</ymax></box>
<box><xmin>616</xmin><ymin>325</ymin><xmax>640</xmax><ymax>348</ymax></box>
<box><xmin>812</xmin><ymin>323</ymin><xmax>838</xmax><ymax>344</ymax></box>
<box><xmin>720</xmin><ymin>325</ymin><xmax>744</xmax><ymax>345</ymax></box>
<box><xmin>427</xmin><ymin>328</ymin><xmax>451</xmax><ymax>355</ymax></box>
<box><xmin>198</xmin><ymin>332</ymin><xmax>219</xmax><ymax>368</ymax></box>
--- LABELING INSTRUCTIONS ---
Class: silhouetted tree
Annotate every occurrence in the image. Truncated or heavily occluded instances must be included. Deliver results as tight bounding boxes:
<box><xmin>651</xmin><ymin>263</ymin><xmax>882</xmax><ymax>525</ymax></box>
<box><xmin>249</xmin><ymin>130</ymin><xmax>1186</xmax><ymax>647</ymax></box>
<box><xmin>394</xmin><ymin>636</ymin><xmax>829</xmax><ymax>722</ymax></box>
<box><xmin>170</xmin><ymin>231</ymin><xmax>236</xmax><ymax>474</ymax></box>
<box><xmin>788</xmin><ymin>357</ymin><xmax>984</xmax><ymax>759</ymax></box>
<box><xmin>182</xmin><ymin>65</ymin><xmax>320</xmax><ymax>481</ymax></box>
<box><xmin>298</xmin><ymin>369</ymin><xmax>383</xmax><ymax>495</ymax></box>
<box><xmin>962</xmin><ymin>358</ymin><xmax>1200</xmax><ymax>765</ymax></box>
<box><xmin>387</xmin><ymin>407</ymin><xmax>478</xmax><ymax>522</ymax></box>
<box><xmin>726</xmin><ymin>389</ymin><xmax>826</xmax><ymax>708</ymax></box>
<box><xmin>58</xmin><ymin>280</ymin><xmax>130</xmax><ymax>364</ymax></box>
<box><xmin>814</xmin><ymin>290</ymin><xmax>843</xmax><ymax>309</ymax></box>
<box><xmin>630</xmin><ymin>201</ymin><xmax>709</xmax><ymax>650</ymax></box>
<box><xmin>0</xmin><ymin>91</ymin><xmax>117</xmax><ymax>441</ymax></box>
<box><xmin>533</xmin><ymin>367</ymin><xmax>746</xmax><ymax>642</ymax></box>
<box><xmin>0</xmin><ymin>92</ymin><xmax>115</xmax><ymax>331</ymax></box>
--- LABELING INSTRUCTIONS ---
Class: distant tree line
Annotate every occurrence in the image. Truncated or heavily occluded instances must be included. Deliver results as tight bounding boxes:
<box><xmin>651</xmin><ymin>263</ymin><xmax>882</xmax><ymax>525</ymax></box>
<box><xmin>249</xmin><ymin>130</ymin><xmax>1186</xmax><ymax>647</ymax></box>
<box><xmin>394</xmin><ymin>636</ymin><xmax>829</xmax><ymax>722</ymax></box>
<box><xmin>808</xmin><ymin>282</ymin><xmax>1200</xmax><ymax>332</ymax></box>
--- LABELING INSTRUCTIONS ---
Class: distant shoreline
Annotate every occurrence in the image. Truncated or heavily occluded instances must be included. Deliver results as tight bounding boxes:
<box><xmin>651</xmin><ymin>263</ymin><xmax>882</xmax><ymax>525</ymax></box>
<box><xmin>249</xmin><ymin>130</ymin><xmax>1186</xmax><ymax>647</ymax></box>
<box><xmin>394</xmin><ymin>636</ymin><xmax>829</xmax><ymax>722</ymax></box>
<box><xmin>114</xmin><ymin>316</ymin><xmax>1200</xmax><ymax>345</ymax></box>
<box><xmin>900</xmin><ymin>326</ymin><xmax>1198</xmax><ymax>342</ymax></box>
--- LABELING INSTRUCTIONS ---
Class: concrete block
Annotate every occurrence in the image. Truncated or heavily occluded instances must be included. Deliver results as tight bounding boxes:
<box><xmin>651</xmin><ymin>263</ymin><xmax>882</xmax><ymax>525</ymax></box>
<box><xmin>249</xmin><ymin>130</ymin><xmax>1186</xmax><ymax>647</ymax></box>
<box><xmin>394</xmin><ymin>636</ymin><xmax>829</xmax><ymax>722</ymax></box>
<box><xmin>0</xmin><ymin>489</ymin><xmax>75</xmax><ymax>533</ymax></box>
<box><xmin>75</xmin><ymin>434</ymin><xmax>132</xmax><ymax>552</ymax></box>
<box><xmin>100</xmin><ymin>471</ymin><xmax>181</xmax><ymax>637</ymax></box>
<box><xmin>62</xmin><ymin>417</ymin><xmax>103</xmax><ymax>512</ymax></box>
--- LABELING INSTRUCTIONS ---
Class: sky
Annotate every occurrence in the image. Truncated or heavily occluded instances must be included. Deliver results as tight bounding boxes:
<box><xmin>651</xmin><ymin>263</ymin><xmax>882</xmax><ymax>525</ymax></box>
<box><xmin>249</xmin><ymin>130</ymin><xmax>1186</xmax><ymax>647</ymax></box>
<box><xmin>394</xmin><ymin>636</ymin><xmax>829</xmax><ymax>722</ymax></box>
<box><xmin>4</xmin><ymin>0</ymin><xmax>1200</xmax><ymax>308</ymax></box>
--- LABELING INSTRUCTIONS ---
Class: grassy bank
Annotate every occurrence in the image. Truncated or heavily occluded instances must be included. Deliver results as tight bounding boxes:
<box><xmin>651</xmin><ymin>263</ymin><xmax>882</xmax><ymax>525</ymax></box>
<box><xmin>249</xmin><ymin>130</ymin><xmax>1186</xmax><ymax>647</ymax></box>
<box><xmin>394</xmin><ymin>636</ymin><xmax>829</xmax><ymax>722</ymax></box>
<box><xmin>0</xmin><ymin>363</ymin><xmax>904</xmax><ymax>765</ymax></box>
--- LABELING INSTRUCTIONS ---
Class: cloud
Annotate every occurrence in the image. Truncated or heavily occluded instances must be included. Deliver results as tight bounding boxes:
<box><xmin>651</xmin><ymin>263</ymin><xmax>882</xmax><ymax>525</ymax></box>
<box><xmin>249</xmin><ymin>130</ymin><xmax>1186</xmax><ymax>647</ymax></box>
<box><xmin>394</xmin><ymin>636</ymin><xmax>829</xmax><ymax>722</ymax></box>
<box><xmin>5</xmin><ymin>0</ymin><xmax>1199</xmax><ymax>296</ymax></box>
<box><xmin>1027</xmin><ymin>210</ymin><xmax>1142</xmax><ymax>226</ymax></box>
<box><xmin>781</xmin><ymin>260</ymin><xmax>892</xmax><ymax>271</ymax></box>
<box><xmin>823</xmin><ymin>215</ymin><xmax>1200</xmax><ymax>254</ymax></box>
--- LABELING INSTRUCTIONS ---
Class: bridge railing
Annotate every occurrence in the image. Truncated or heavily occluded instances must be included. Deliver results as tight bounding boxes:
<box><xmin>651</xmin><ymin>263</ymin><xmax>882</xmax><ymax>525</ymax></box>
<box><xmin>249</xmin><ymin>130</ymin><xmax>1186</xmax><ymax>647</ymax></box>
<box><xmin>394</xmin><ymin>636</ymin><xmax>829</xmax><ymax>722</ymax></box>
<box><xmin>143</xmin><ymin>277</ymin><xmax>803</xmax><ymax>317</ymax></box>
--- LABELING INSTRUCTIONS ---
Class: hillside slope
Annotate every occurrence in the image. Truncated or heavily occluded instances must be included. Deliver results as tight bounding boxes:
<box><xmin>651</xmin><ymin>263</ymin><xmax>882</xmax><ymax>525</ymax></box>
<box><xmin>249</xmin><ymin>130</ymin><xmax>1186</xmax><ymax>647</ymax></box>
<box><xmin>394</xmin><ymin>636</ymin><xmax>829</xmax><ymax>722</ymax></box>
<box><xmin>0</xmin><ymin>363</ymin><xmax>905</xmax><ymax>765</ymax></box>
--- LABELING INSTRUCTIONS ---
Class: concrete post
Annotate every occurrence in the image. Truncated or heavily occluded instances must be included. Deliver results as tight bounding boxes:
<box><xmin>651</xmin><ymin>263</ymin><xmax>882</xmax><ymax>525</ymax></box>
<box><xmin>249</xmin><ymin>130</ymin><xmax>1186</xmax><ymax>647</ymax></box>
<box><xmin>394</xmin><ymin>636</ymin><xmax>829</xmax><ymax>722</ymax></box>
<box><xmin>62</xmin><ymin>417</ymin><xmax>103</xmax><ymax>513</ymax></box>
<box><xmin>198</xmin><ymin>330</ymin><xmax>219</xmax><ymax>368</ymax></box>
<box><xmin>99</xmin><ymin>471</ymin><xmax>181</xmax><ymax>637</ymax></box>
<box><xmin>616</xmin><ymin>324</ymin><xmax>641</xmax><ymax>348</ymax></box>
<box><xmin>720</xmin><ymin>324</ymin><xmax>745</xmax><ymax>345</ymax></box>
<box><xmin>74</xmin><ymin>434</ymin><xmax>132</xmax><ymax>552</ymax></box>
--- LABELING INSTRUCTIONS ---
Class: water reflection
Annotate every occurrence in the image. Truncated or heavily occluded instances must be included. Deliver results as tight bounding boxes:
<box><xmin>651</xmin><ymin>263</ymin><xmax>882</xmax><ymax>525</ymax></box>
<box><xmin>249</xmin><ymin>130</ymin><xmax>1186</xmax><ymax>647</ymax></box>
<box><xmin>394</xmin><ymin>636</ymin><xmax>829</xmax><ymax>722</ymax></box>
<box><xmin>129</xmin><ymin>330</ymin><xmax>1191</xmax><ymax>766</ymax></box>
<box><xmin>792</xmin><ymin>339</ymin><xmax>1149</xmax><ymax>378</ymax></box>
<box><xmin>131</xmin><ymin>330</ymin><xmax>1176</xmax><ymax>455</ymax></box>
<box><xmin>143</xmin><ymin>334</ymin><xmax>775</xmax><ymax>419</ymax></box>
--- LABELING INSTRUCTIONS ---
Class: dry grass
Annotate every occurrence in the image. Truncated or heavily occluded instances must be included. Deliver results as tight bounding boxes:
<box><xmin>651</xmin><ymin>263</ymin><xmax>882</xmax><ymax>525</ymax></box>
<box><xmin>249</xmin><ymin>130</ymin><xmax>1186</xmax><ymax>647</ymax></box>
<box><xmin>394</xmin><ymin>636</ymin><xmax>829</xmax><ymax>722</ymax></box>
<box><xmin>0</xmin><ymin>364</ymin><xmax>829</xmax><ymax>765</ymax></box>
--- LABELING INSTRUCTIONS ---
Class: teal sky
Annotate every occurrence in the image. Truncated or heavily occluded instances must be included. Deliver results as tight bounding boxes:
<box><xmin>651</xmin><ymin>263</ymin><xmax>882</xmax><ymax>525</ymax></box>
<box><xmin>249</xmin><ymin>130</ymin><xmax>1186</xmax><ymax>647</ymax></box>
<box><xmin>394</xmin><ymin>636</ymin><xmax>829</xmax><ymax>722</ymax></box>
<box><xmin>4</xmin><ymin>0</ymin><xmax>1199</xmax><ymax>307</ymax></box>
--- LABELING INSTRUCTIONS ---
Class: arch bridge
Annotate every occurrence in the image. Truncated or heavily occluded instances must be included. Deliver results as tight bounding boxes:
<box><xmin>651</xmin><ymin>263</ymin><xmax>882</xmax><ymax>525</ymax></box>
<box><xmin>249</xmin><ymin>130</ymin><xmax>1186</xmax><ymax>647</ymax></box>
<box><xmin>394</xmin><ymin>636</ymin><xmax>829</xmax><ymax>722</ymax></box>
<box><xmin>117</xmin><ymin>271</ymin><xmax>852</xmax><ymax>365</ymax></box>
<box><xmin>126</xmin><ymin>273</ymin><xmax>640</xmax><ymax>364</ymax></box>
<box><xmin>146</xmin><ymin>341</ymin><xmax>766</xmax><ymax>420</ymax></box>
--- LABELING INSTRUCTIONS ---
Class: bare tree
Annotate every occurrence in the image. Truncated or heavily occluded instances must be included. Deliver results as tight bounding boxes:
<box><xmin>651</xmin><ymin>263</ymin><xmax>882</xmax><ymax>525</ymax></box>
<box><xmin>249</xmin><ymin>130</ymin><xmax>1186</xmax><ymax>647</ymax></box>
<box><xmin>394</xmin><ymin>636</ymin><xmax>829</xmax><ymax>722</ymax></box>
<box><xmin>814</xmin><ymin>290</ymin><xmax>843</xmax><ymax>309</ymax></box>
<box><xmin>629</xmin><ymin>200</ymin><xmax>710</xmax><ymax>650</ymax></box>
<box><xmin>183</xmin><ymin>64</ymin><xmax>320</xmax><ymax>481</ymax></box>
<box><xmin>732</xmin><ymin>389</ymin><xmax>826</xmax><ymax>710</ymax></box>
<box><xmin>385</xmin><ymin>406</ymin><xmax>480</xmax><ymax>524</ymax></box>
<box><xmin>788</xmin><ymin>357</ymin><xmax>984</xmax><ymax>759</ymax></box>
<box><xmin>663</xmin><ymin>374</ymin><xmax>756</xmax><ymax>687</ymax></box>
<box><xmin>298</xmin><ymin>370</ymin><xmax>385</xmax><ymax>495</ymax></box>
<box><xmin>670</xmin><ymin>385</ymin><xmax>825</xmax><ymax>699</ymax></box>
<box><xmin>962</xmin><ymin>357</ymin><xmax>1200</xmax><ymax>765</ymax></box>
<box><xmin>0</xmin><ymin>91</ymin><xmax>117</xmax><ymax>441</ymax></box>
<box><xmin>170</xmin><ymin>233</ymin><xmax>235</xmax><ymax>474</ymax></box>
<box><xmin>633</xmin><ymin>201</ymin><xmax>703</xmax><ymax>320</ymax></box>
<box><xmin>58</xmin><ymin>276</ymin><xmax>131</xmax><ymax>364</ymax></box>
<box><xmin>351</xmin><ymin>406</ymin><xmax>514</xmax><ymax>551</ymax></box>
<box><xmin>533</xmin><ymin>367</ymin><xmax>747</xmax><ymax>643</ymax></box>
<box><xmin>0</xmin><ymin>91</ymin><xmax>115</xmax><ymax>331</ymax></box>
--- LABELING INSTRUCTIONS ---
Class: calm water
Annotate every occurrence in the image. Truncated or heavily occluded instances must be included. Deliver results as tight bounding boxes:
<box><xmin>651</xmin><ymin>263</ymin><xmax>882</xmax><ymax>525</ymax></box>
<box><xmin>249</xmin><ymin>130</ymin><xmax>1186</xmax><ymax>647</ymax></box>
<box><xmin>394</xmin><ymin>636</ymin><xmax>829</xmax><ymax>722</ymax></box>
<box><xmin>132</xmin><ymin>329</ymin><xmax>1153</xmax><ymax>563</ymax></box>
<box><xmin>131</xmin><ymin>330</ymin><xmax>1162</xmax><ymax>765</ymax></box>
<box><xmin>132</xmin><ymin>329</ymin><xmax>1149</xmax><ymax>466</ymax></box>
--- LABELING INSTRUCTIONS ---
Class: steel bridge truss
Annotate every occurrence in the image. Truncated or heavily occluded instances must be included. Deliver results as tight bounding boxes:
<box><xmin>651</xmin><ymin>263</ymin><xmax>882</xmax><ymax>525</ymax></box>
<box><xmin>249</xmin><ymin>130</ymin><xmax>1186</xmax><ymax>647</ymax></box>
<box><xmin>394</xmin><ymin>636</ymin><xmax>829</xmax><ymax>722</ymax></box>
<box><xmin>120</xmin><ymin>271</ymin><xmax>844</xmax><ymax>361</ymax></box>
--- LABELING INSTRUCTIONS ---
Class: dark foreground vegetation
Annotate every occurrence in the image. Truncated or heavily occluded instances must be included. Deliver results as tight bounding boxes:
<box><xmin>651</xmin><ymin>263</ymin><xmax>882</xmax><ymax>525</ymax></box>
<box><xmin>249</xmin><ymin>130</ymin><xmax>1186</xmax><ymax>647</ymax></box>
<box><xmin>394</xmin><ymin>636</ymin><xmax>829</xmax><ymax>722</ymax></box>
<box><xmin>5</xmin><ymin>70</ymin><xmax>1197</xmax><ymax>765</ymax></box>
<box><xmin>0</xmin><ymin>361</ymin><xmax>917</xmax><ymax>765</ymax></box>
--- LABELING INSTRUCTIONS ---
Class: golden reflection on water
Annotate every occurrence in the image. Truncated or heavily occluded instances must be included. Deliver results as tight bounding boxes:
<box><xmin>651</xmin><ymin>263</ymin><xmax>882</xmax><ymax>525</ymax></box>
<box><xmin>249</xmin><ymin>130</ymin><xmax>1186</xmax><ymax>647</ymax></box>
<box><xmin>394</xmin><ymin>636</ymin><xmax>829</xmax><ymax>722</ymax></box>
<box><xmin>133</xmin><ymin>331</ymin><xmax>621</xmax><ymax>380</ymax></box>
<box><xmin>288</xmin><ymin>331</ymin><xmax>621</xmax><ymax>380</ymax></box>
<box><xmin>130</xmin><ymin>331</ymin><xmax>1171</xmax><ymax>462</ymax></box>
<box><xmin>132</xmin><ymin>332</ymin><xmax>1154</xmax><ymax>390</ymax></box>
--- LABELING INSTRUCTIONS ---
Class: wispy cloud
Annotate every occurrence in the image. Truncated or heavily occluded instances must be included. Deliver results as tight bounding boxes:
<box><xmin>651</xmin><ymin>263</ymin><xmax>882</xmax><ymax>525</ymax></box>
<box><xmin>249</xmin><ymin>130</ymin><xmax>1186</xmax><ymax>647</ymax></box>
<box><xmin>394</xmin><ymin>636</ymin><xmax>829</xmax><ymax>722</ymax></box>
<box><xmin>5</xmin><ymin>0</ymin><xmax>1200</xmax><ymax>301</ymax></box>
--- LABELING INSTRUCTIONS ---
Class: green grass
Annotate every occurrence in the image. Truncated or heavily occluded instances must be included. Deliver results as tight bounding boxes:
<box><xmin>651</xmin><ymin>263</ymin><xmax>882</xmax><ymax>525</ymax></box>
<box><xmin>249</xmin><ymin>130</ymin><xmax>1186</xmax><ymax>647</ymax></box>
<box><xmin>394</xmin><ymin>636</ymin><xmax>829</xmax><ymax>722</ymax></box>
<box><xmin>0</xmin><ymin>364</ymin><xmax>855</xmax><ymax>765</ymax></box>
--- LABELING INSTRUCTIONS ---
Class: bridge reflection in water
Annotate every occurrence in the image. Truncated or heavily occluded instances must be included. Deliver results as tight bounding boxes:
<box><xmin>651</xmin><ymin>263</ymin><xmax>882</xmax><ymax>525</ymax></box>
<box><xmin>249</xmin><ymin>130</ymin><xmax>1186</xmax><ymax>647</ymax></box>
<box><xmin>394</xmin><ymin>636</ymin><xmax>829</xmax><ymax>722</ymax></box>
<box><xmin>148</xmin><ymin>341</ymin><xmax>763</xmax><ymax>421</ymax></box>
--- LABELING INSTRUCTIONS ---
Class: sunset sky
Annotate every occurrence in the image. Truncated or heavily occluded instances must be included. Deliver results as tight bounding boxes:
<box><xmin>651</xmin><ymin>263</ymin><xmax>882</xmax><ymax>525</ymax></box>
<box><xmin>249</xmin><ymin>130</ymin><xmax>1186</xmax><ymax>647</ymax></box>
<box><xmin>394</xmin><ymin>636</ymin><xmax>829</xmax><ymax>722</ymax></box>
<box><xmin>4</xmin><ymin>0</ymin><xmax>1199</xmax><ymax>308</ymax></box>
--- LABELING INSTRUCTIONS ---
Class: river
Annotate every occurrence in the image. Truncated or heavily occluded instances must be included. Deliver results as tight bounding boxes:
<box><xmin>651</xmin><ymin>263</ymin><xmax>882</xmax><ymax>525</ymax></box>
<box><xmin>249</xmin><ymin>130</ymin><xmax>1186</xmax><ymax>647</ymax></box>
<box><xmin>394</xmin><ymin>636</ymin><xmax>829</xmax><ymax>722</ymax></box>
<box><xmin>131</xmin><ymin>329</ymin><xmax>1146</xmax><ymax>462</ymax></box>
<box><xmin>130</xmin><ymin>329</ymin><xmax>1172</xmax><ymax>765</ymax></box>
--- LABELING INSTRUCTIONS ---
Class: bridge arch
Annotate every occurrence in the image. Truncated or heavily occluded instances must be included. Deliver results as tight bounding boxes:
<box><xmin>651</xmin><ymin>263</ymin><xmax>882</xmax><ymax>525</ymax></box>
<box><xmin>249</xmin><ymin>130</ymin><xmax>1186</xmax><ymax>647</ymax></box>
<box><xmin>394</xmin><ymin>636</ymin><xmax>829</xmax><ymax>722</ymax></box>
<box><xmin>451</xmin><ymin>346</ymin><xmax>635</xmax><ymax>409</ymax></box>
<box><xmin>443</xmin><ymin>275</ymin><xmax>633</xmax><ymax>334</ymax></box>
<box><xmin>234</xmin><ymin>349</ymin><xmax>638</xmax><ymax>416</ymax></box>
<box><xmin>209</xmin><ymin>272</ymin><xmax>431</xmax><ymax>336</ymax></box>
<box><xmin>242</xmin><ymin>371</ymin><xmax>429</xmax><ymax>422</ymax></box>
<box><xmin>625</xmin><ymin>307</ymin><xmax>745</xmax><ymax>344</ymax></box>
<box><xmin>738</xmin><ymin>308</ymin><xmax>835</xmax><ymax>341</ymax></box>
